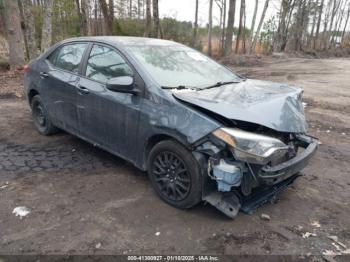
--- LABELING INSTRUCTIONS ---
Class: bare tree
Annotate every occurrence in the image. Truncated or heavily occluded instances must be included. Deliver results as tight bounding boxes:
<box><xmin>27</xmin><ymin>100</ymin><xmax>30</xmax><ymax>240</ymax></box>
<box><xmin>41</xmin><ymin>0</ymin><xmax>54</xmax><ymax>51</ymax></box>
<box><xmin>138</xmin><ymin>0</ymin><xmax>142</xmax><ymax>19</ymax></box>
<box><xmin>191</xmin><ymin>0</ymin><xmax>199</xmax><ymax>47</ymax></box>
<box><xmin>215</xmin><ymin>0</ymin><xmax>227</xmax><ymax>53</ymax></box>
<box><xmin>309</xmin><ymin>0</ymin><xmax>319</xmax><ymax>48</ymax></box>
<box><xmin>109</xmin><ymin>0</ymin><xmax>114</xmax><ymax>24</ymax></box>
<box><xmin>144</xmin><ymin>0</ymin><xmax>152</xmax><ymax>37</ymax></box>
<box><xmin>274</xmin><ymin>0</ymin><xmax>293</xmax><ymax>52</ymax></box>
<box><xmin>76</xmin><ymin>0</ymin><xmax>89</xmax><ymax>36</ymax></box>
<box><xmin>153</xmin><ymin>0</ymin><xmax>161</xmax><ymax>38</ymax></box>
<box><xmin>326</xmin><ymin>0</ymin><xmax>342</xmax><ymax>48</ymax></box>
<box><xmin>208</xmin><ymin>0</ymin><xmax>213</xmax><ymax>56</ymax></box>
<box><xmin>250</xmin><ymin>0</ymin><xmax>259</xmax><ymax>43</ymax></box>
<box><xmin>2</xmin><ymin>0</ymin><xmax>25</xmax><ymax>69</ymax></box>
<box><xmin>81</xmin><ymin>0</ymin><xmax>92</xmax><ymax>35</ymax></box>
<box><xmin>341</xmin><ymin>2</ymin><xmax>350</xmax><ymax>41</ymax></box>
<box><xmin>224</xmin><ymin>0</ymin><xmax>236</xmax><ymax>55</ymax></box>
<box><xmin>99</xmin><ymin>0</ymin><xmax>113</xmax><ymax>35</ymax></box>
<box><xmin>235</xmin><ymin>0</ymin><xmax>245</xmax><ymax>53</ymax></box>
<box><xmin>331</xmin><ymin>0</ymin><xmax>347</xmax><ymax>46</ymax></box>
<box><xmin>22</xmin><ymin>0</ymin><xmax>38</xmax><ymax>59</ymax></box>
<box><xmin>221</xmin><ymin>0</ymin><xmax>227</xmax><ymax>55</ymax></box>
<box><xmin>292</xmin><ymin>0</ymin><xmax>310</xmax><ymax>52</ymax></box>
<box><xmin>315</xmin><ymin>0</ymin><xmax>325</xmax><ymax>48</ymax></box>
<box><xmin>251</xmin><ymin>0</ymin><xmax>270</xmax><ymax>53</ymax></box>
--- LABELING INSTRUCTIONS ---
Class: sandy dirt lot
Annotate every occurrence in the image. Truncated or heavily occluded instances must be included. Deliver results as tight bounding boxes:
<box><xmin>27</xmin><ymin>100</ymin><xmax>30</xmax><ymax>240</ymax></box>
<box><xmin>0</xmin><ymin>57</ymin><xmax>349</xmax><ymax>257</ymax></box>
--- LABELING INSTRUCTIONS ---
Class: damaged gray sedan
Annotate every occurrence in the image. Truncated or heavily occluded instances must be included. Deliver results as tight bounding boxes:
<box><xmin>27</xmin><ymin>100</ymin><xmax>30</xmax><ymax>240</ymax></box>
<box><xmin>24</xmin><ymin>37</ymin><xmax>318</xmax><ymax>218</ymax></box>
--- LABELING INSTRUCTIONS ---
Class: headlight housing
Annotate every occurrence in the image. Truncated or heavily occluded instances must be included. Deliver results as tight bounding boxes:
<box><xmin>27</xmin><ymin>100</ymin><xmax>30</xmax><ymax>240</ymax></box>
<box><xmin>213</xmin><ymin>128</ymin><xmax>289</xmax><ymax>165</ymax></box>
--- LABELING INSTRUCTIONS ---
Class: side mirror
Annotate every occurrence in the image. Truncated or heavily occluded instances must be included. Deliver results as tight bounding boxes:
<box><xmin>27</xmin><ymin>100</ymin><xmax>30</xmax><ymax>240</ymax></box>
<box><xmin>106</xmin><ymin>76</ymin><xmax>139</xmax><ymax>95</ymax></box>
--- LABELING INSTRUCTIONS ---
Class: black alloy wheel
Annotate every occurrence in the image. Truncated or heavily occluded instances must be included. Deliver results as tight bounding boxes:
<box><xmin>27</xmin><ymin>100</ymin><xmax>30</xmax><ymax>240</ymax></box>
<box><xmin>151</xmin><ymin>151</ymin><xmax>191</xmax><ymax>201</ymax></box>
<box><xmin>147</xmin><ymin>140</ymin><xmax>202</xmax><ymax>209</ymax></box>
<box><xmin>31</xmin><ymin>95</ymin><xmax>58</xmax><ymax>135</ymax></box>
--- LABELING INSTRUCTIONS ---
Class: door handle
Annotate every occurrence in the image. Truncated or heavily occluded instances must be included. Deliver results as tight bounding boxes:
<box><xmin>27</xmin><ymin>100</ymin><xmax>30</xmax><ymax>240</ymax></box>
<box><xmin>77</xmin><ymin>85</ymin><xmax>90</xmax><ymax>94</ymax></box>
<box><xmin>40</xmin><ymin>72</ymin><xmax>49</xmax><ymax>78</ymax></box>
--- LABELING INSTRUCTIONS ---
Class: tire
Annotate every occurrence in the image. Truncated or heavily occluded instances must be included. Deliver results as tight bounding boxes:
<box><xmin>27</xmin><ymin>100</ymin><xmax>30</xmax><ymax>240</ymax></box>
<box><xmin>147</xmin><ymin>140</ymin><xmax>202</xmax><ymax>209</ymax></box>
<box><xmin>30</xmin><ymin>95</ymin><xmax>58</xmax><ymax>135</ymax></box>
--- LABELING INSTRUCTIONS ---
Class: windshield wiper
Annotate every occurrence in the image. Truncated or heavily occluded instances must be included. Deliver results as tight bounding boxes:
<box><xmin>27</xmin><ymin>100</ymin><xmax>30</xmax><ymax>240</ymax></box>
<box><xmin>161</xmin><ymin>85</ymin><xmax>196</xmax><ymax>90</ymax></box>
<box><xmin>200</xmin><ymin>80</ymin><xmax>241</xmax><ymax>90</ymax></box>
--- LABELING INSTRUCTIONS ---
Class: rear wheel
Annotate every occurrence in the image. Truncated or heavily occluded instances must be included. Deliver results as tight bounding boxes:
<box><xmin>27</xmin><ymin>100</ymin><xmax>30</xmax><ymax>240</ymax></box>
<box><xmin>147</xmin><ymin>140</ymin><xmax>202</xmax><ymax>209</ymax></box>
<box><xmin>31</xmin><ymin>95</ymin><xmax>58</xmax><ymax>135</ymax></box>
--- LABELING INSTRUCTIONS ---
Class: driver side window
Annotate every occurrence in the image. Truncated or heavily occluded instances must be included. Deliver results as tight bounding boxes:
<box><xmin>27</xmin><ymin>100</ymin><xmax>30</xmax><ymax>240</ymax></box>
<box><xmin>85</xmin><ymin>44</ymin><xmax>134</xmax><ymax>83</ymax></box>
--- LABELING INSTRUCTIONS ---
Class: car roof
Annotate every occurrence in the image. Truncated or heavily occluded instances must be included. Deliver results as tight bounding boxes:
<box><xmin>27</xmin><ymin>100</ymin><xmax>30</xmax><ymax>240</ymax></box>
<box><xmin>60</xmin><ymin>36</ymin><xmax>182</xmax><ymax>48</ymax></box>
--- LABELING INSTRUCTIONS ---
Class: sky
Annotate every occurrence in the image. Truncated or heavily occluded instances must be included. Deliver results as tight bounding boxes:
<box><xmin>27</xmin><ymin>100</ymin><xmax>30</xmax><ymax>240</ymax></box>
<box><xmin>158</xmin><ymin>0</ymin><xmax>281</xmax><ymax>30</ymax></box>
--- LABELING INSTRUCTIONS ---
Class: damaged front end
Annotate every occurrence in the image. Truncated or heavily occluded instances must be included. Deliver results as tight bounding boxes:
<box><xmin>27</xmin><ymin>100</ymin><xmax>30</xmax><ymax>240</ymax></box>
<box><xmin>195</xmin><ymin>128</ymin><xmax>318</xmax><ymax>219</ymax></box>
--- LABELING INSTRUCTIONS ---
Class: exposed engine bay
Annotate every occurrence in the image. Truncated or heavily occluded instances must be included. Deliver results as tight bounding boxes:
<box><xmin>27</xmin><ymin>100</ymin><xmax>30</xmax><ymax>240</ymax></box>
<box><xmin>194</xmin><ymin>126</ymin><xmax>318</xmax><ymax>218</ymax></box>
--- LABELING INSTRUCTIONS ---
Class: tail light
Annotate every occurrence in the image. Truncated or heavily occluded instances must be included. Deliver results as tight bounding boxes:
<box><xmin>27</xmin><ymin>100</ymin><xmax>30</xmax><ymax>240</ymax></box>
<box><xmin>23</xmin><ymin>64</ymin><xmax>29</xmax><ymax>73</ymax></box>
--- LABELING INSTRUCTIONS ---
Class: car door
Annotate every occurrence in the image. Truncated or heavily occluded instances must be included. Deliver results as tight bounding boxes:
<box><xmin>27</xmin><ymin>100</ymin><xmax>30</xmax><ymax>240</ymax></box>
<box><xmin>77</xmin><ymin>43</ymin><xmax>143</xmax><ymax>162</ymax></box>
<box><xmin>41</xmin><ymin>43</ymin><xmax>88</xmax><ymax>133</ymax></box>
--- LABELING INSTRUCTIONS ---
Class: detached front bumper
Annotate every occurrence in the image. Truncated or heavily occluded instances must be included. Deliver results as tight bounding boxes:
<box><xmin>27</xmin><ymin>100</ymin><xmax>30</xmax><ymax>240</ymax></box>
<box><xmin>202</xmin><ymin>135</ymin><xmax>318</xmax><ymax>219</ymax></box>
<box><xmin>259</xmin><ymin>134</ymin><xmax>318</xmax><ymax>185</ymax></box>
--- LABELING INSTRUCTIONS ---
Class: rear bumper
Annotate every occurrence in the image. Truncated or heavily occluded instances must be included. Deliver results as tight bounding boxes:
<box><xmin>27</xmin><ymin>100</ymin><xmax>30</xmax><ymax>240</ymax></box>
<box><xmin>258</xmin><ymin>135</ymin><xmax>318</xmax><ymax>185</ymax></box>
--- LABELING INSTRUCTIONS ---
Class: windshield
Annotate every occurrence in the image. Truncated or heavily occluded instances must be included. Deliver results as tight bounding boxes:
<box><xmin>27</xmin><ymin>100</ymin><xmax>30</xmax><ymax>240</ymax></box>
<box><xmin>126</xmin><ymin>44</ymin><xmax>241</xmax><ymax>88</ymax></box>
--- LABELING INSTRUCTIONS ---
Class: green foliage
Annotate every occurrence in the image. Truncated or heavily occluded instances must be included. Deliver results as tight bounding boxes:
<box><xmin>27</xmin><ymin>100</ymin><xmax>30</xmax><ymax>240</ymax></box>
<box><xmin>161</xmin><ymin>18</ymin><xmax>193</xmax><ymax>44</ymax></box>
<box><xmin>115</xmin><ymin>19</ymin><xmax>145</xmax><ymax>36</ymax></box>
<box><xmin>260</xmin><ymin>17</ymin><xmax>277</xmax><ymax>54</ymax></box>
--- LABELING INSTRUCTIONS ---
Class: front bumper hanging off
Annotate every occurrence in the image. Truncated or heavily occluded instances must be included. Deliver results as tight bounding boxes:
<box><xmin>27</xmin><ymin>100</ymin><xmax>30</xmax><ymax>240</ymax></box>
<box><xmin>202</xmin><ymin>135</ymin><xmax>318</xmax><ymax>219</ymax></box>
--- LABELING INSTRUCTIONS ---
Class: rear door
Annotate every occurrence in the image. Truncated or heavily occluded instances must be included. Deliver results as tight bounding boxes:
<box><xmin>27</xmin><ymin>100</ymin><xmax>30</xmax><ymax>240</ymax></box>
<box><xmin>41</xmin><ymin>43</ymin><xmax>88</xmax><ymax>133</ymax></box>
<box><xmin>77</xmin><ymin>43</ymin><xmax>143</xmax><ymax>162</ymax></box>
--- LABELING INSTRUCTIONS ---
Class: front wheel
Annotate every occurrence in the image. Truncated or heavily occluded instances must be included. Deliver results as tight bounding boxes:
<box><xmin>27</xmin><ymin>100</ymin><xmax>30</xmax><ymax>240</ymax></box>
<box><xmin>147</xmin><ymin>140</ymin><xmax>202</xmax><ymax>209</ymax></box>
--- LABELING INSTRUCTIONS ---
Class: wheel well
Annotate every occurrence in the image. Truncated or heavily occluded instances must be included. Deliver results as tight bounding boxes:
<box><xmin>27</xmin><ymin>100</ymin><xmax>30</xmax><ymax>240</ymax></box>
<box><xmin>144</xmin><ymin>134</ymin><xmax>190</xmax><ymax>165</ymax></box>
<box><xmin>28</xmin><ymin>89</ymin><xmax>39</xmax><ymax>104</ymax></box>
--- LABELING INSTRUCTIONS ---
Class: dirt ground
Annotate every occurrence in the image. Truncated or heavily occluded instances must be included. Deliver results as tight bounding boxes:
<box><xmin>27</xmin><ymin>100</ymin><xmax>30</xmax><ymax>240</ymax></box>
<box><xmin>0</xmin><ymin>57</ymin><xmax>349</xmax><ymax>258</ymax></box>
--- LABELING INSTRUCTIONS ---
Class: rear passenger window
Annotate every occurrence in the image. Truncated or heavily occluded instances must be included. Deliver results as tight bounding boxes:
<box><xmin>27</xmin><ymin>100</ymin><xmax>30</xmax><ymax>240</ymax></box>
<box><xmin>49</xmin><ymin>43</ymin><xmax>87</xmax><ymax>73</ymax></box>
<box><xmin>85</xmin><ymin>44</ymin><xmax>133</xmax><ymax>83</ymax></box>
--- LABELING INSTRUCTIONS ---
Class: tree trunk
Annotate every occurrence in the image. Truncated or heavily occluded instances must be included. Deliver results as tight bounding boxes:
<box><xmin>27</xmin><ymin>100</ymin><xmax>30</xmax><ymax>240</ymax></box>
<box><xmin>274</xmin><ymin>0</ymin><xmax>291</xmax><ymax>53</ymax></box>
<box><xmin>152</xmin><ymin>0</ymin><xmax>160</xmax><ymax>38</ymax></box>
<box><xmin>341</xmin><ymin>4</ymin><xmax>350</xmax><ymax>41</ymax></box>
<box><xmin>99</xmin><ymin>0</ymin><xmax>113</xmax><ymax>35</ymax></box>
<box><xmin>215</xmin><ymin>0</ymin><xmax>223</xmax><ymax>51</ymax></box>
<box><xmin>207</xmin><ymin>0</ymin><xmax>213</xmax><ymax>56</ymax></box>
<box><xmin>331</xmin><ymin>0</ymin><xmax>346</xmax><ymax>46</ymax></box>
<box><xmin>109</xmin><ymin>0</ymin><xmax>114</xmax><ymax>24</ymax></box>
<box><xmin>283</xmin><ymin>0</ymin><xmax>297</xmax><ymax>51</ymax></box>
<box><xmin>17</xmin><ymin>0</ymin><xmax>29</xmax><ymax>60</ymax></box>
<box><xmin>250</xmin><ymin>0</ymin><xmax>259</xmax><ymax>42</ymax></box>
<box><xmin>309</xmin><ymin>0</ymin><xmax>319</xmax><ymax>48</ymax></box>
<box><xmin>293</xmin><ymin>0</ymin><xmax>309</xmax><ymax>52</ymax></box>
<box><xmin>235</xmin><ymin>0</ymin><xmax>245</xmax><ymax>53</ymax></box>
<box><xmin>326</xmin><ymin>0</ymin><xmax>341</xmax><ymax>49</ymax></box>
<box><xmin>94</xmin><ymin>0</ymin><xmax>98</xmax><ymax>35</ymax></box>
<box><xmin>2</xmin><ymin>0</ymin><xmax>25</xmax><ymax>69</ymax></box>
<box><xmin>41</xmin><ymin>0</ymin><xmax>53</xmax><ymax>52</ymax></box>
<box><xmin>138</xmin><ymin>0</ymin><xmax>142</xmax><ymax>19</ymax></box>
<box><xmin>191</xmin><ymin>0</ymin><xmax>199</xmax><ymax>47</ymax></box>
<box><xmin>22</xmin><ymin>0</ymin><xmax>38</xmax><ymax>60</ymax></box>
<box><xmin>221</xmin><ymin>0</ymin><xmax>227</xmax><ymax>55</ymax></box>
<box><xmin>250</xmin><ymin>0</ymin><xmax>269</xmax><ymax>54</ymax></box>
<box><xmin>315</xmin><ymin>0</ymin><xmax>325</xmax><ymax>48</ymax></box>
<box><xmin>224</xmin><ymin>0</ymin><xmax>236</xmax><ymax>55</ymax></box>
<box><xmin>76</xmin><ymin>0</ymin><xmax>89</xmax><ymax>36</ymax></box>
<box><xmin>242</xmin><ymin>0</ymin><xmax>247</xmax><ymax>53</ymax></box>
<box><xmin>81</xmin><ymin>0</ymin><xmax>91</xmax><ymax>35</ymax></box>
<box><xmin>144</xmin><ymin>0</ymin><xmax>152</xmax><ymax>37</ymax></box>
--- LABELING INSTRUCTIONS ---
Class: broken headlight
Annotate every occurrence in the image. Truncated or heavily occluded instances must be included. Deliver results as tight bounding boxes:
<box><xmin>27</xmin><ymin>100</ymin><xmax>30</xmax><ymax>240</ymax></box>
<box><xmin>213</xmin><ymin>128</ymin><xmax>289</xmax><ymax>165</ymax></box>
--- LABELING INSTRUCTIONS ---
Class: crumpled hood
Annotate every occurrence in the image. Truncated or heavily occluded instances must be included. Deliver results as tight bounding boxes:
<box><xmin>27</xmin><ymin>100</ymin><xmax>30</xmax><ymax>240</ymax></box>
<box><xmin>172</xmin><ymin>79</ymin><xmax>308</xmax><ymax>133</ymax></box>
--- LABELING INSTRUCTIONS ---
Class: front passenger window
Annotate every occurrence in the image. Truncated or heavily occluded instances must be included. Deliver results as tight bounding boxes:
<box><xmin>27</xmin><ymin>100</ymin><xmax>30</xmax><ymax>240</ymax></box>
<box><xmin>85</xmin><ymin>45</ymin><xmax>134</xmax><ymax>83</ymax></box>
